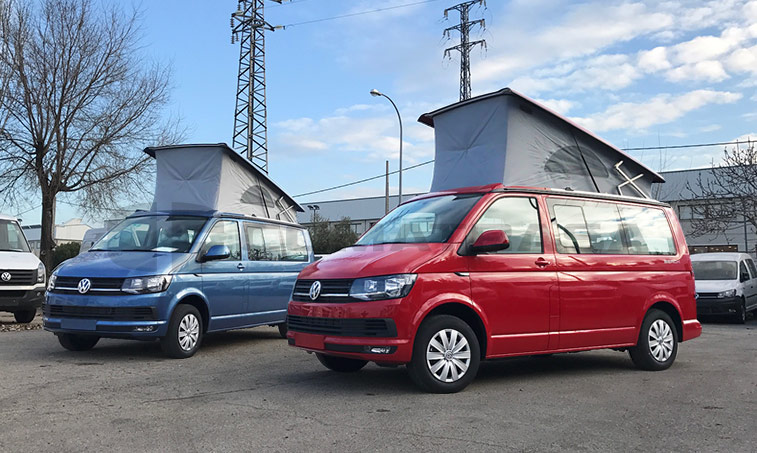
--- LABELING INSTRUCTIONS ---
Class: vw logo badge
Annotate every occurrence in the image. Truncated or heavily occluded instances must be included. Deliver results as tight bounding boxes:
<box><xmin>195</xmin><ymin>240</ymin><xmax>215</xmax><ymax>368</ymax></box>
<box><xmin>0</xmin><ymin>272</ymin><xmax>10</xmax><ymax>282</ymax></box>
<box><xmin>77</xmin><ymin>278</ymin><xmax>91</xmax><ymax>294</ymax></box>
<box><xmin>309</xmin><ymin>281</ymin><xmax>322</xmax><ymax>301</ymax></box>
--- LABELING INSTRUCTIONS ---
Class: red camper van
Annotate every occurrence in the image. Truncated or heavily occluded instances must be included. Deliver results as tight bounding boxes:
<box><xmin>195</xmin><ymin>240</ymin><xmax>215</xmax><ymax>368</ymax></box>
<box><xmin>287</xmin><ymin>185</ymin><xmax>701</xmax><ymax>393</ymax></box>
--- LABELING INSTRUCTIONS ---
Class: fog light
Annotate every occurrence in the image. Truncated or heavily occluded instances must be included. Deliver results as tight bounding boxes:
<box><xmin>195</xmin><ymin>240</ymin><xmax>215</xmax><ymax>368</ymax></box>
<box><xmin>366</xmin><ymin>346</ymin><xmax>392</xmax><ymax>354</ymax></box>
<box><xmin>133</xmin><ymin>326</ymin><xmax>155</xmax><ymax>332</ymax></box>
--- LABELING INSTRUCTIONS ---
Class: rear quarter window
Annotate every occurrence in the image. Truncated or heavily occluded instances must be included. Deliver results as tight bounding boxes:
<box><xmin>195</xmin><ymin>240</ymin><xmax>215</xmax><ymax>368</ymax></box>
<box><xmin>619</xmin><ymin>205</ymin><xmax>677</xmax><ymax>255</ymax></box>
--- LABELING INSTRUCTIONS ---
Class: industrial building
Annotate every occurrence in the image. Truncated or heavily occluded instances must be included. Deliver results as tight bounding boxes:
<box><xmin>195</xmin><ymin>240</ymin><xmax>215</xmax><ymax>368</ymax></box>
<box><xmin>297</xmin><ymin>167</ymin><xmax>757</xmax><ymax>256</ymax></box>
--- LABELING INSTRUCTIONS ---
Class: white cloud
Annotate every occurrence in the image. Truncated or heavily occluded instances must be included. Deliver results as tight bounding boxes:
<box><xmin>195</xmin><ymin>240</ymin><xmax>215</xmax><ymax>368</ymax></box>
<box><xmin>535</xmin><ymin>98</ymin><xmax>577</xmax><ymax>115</ymax></box>
<box><xmin>639</xmin><ymin>47</ymin><xmax>671</xmax><ymax>72</ymax></box>
<box><xmin>571</xmin><ymin>90</ymin><xmax>742</xmax><ymax>132</ymax></box>
<box><xmin>666</xmin><ymin>60</ymin><xmax>730</xmax><ymax>82</ymax></box>
<box><xmin>510</xmin><ymin>54</ymin><xmax>641</xmax><ymax>94</ymax></box>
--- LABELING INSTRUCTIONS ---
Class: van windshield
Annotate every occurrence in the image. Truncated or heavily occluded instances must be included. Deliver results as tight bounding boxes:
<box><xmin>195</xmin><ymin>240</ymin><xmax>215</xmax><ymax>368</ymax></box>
<box><xmin>90</xmin><ymin>215</ymin><xmax>208</xmax><ymax>253</ymax></box>
<box><xmin>356</xmin><ymin>194</ymin><xmax>482</xmax><ymax>245</ymax></box>
<box><xmin>692</xmin><ymin>261</ymin><xmax>738</xmax><ymax>280</ymax></box>
<box><xmin>0</xmin><ymin>219</ymin><xmax>31</xmax><ymax>253</ymax></box>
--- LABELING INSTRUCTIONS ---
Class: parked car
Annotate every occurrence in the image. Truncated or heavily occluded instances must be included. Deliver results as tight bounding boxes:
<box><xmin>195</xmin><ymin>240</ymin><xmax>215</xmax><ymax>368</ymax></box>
<box><xmin>287</xmin><ymin>184</ymin><xmax>702</xmax><ymax>393</ymax></box>
<box><xmin>44</xmin><ymin>211</ymin><xmax>314</xmax><ymax>358</ymax></box>
<box><xmin>691</xmin><ymin>252</ymin><xmax>757</xmax><ymax>323</ymax></box>
<box><xmin>0</xmin><ymin>214</ymin><xmax>46</xmax><ymax>323</ymax></box>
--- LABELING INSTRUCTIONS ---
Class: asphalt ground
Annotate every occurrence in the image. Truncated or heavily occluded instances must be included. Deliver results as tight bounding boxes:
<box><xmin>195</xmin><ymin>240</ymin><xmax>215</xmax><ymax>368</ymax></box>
<box><xmin>0</xmin><ymin>315</ymin><xmax>755</xmax><ymax>452</ymax></box>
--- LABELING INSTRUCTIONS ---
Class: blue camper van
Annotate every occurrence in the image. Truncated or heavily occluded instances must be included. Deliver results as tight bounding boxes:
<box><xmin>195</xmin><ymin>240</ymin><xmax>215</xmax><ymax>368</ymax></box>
<box><xmin>43</xmin><ymin>144</ymin><xmax>313</xmax><ymax>358</ymax></box>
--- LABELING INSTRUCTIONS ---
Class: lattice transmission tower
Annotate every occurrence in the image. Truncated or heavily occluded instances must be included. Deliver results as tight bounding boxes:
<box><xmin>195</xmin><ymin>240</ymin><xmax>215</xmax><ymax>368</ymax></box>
<box><xmin>443</xmin><ymin>1</ymin><xmax>487</xmax><ymax>101</ymax></box>
<box><xmin>230</xmin><ymin>0</ymin><xmax>283</xmax><ymax>173</ymax></box>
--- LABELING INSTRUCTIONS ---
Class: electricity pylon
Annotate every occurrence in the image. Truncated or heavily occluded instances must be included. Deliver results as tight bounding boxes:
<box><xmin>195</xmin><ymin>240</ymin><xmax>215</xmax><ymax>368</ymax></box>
<box><xmin>444</xmin><ymin>1</ymin><xmax>487</xmax><ymax>101</ymax></box>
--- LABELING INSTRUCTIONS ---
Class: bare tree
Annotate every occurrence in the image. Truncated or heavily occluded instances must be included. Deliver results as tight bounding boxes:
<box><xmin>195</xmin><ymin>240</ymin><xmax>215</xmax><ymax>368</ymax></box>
<box><xmin>0</xmin><ymin>0</ymin><xmax>180</xmax><ymax>270</ymax></box>
<box><xmin>686</xmin><ymin>140</ymin><xmax>757</xmax><ymax>251</ymax></box>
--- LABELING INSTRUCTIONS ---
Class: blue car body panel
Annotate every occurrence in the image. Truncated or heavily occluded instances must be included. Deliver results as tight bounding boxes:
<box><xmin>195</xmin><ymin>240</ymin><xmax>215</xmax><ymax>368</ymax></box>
<box><xmin>44</xmin><ymin>212</ymin><xmax>313</xmax><ymax>341</ymax></box>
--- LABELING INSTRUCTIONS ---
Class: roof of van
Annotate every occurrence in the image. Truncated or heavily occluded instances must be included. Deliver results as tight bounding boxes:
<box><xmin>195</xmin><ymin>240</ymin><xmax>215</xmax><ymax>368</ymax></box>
<box><xmin>126</xmin><ymin>209</ymin><xmax>306</xmax><ymax>229</ymax></box>
<box><xmin>405</xmin><ymin>184</ymin><xmax>671</xmax><ymax>208</ymax></box>
<box><xmin>690</xmin><ymin>252</ymin><xmax>752</xmax><ymax>261</ymax></box>
<box><xmin>0</xmin><ymin>213</ymin><xmax>18</xmax><ymax>221</ymax></box>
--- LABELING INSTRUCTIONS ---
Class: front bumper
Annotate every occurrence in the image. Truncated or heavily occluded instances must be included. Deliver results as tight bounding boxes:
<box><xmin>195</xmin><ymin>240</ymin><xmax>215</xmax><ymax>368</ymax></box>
<box><xmin>287</xmin><ymin>299</ymin><xmax>413</xmax><ymax>363</ymax></box>
<box><xmin>0</xmin><ymin>285</ymin><xmax>45</xmax><ymax>312</ymax></box>
<box><xmin>43</xmin><ymin>291</ymin><xmax>168</xmax><ymax>338</ymax></box>
<box><xmin>697</xmin><ymin>296</ymin><xmax>741</xmax><ymax>316</ymax></box>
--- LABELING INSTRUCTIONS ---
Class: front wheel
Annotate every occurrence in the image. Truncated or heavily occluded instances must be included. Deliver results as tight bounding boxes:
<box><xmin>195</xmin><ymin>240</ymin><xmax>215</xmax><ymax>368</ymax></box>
<box><xmin>629</xmin><ymin>309</ymin><xmax>678</xmax><ymax>371</ymax></box>
<box><xmin>407</xmin><ymin>315</ymin><xmax>481</xmax><ymax>394</ymax></box>
<box><xmin>733</xmin><ymin>299</ymin><xmax>746</xmax><ymax>324</ymax></box>
<box><xmin>58</xmin><ymin>334</ymin><xmax>100</xmax><ymax>351</ymax></box>
<box><xmin>160</xmin><ymin>305</ymin><xmax>203</xmax><ymax>359</ymax></box>
<box><xmin>277</xmin><ymin>322</ymin><xmax>288</xmax><ymax>339</ymax></box>
<box><xmin>13</xmin><ymin>309</ymin><xmax>36</xmax><ymax>323</ymax></box>
<box><xmin>315</xmin><ymin>353</ymin><xmax>367</xmax><ymax>372</ymax></box>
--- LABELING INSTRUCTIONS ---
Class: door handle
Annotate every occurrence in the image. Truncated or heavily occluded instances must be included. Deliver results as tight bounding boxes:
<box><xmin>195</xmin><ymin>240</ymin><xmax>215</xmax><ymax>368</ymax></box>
<box><xmin>237</xmin><ymin>263</ymin><xmax>245</xmax><ymax>271</ymax></box>
<box><xmin>535</xmin><ymin>257</ymin><xmax>551</xmax><ymax>267</ymax></box>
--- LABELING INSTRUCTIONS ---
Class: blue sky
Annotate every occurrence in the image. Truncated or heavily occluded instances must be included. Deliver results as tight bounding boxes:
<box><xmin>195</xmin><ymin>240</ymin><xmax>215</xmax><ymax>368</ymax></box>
<box><xmin>15</xmin><ymin>0</ymin><xmax>757</xmax><ymax>225</ymax></box>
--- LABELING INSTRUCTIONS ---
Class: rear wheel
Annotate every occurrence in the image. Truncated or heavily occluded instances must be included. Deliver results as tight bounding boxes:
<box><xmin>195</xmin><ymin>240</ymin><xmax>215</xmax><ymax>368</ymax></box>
<box><xmin>277</xmin><ymin>322</ymin><xmax>287</xmax><ymax>339</ymax></box>
<box><xmin>58</xmin><ymin>334</ymin><xmax>99</xmax><ymax>351</ymax></box>
<box><xmin>407</xmin><ymin>315</ymin><xmax>481</xmax><ymax>393</ymax></box>
<box><xmin>315</xmin><ymin>353</ymin><xmax>367</xmax><ymax>372</ymax></box>
<box><xmin>13</xmin><ymin>309</ymin><xmax>36</xmax><ymax>323</ymax></box>
<box><xmin>160</xmin><ymin>305</ymin><xmax>203</xmax><ymax>359</ymax></box>
<box><xmin>629</xmin><ymin>309</ymin><xmax>678</xmax><ymax>371</ymax></box>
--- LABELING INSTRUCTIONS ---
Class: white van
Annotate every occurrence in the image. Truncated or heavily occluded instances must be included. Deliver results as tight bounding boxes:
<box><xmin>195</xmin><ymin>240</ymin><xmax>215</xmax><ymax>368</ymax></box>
<box><xmin>0</xmin><ymin>214</ymin><xmax>46</xmax><ymax>323</ymax></box>
<box><xmin>691</xmin><ymin>252</ymin><xmax>757</xmax><ymax>324</ymax></box>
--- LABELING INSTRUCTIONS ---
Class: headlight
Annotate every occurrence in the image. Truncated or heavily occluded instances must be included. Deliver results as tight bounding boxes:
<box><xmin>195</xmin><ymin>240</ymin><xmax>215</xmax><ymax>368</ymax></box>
<box><xmin>37</xmin><ymin>262</ymin><xmax>46</xmax><ymax>284</ymax></box>
<box><xmin>717</xmin><ymin>289</ymin><xmax>737</xmax><ymax>298</ymax></box>
<box><xmin>47</xmin><ymin>273</ymin><xmax>56</xmax><ymax>292</ymax></box>
<box><xmin>349</xmin><ymin>274</ymin><xmax>417</xmax><ymax>301</ymax></box>
<box><xmin>122</xmin><ymin>275</ymin><xmax>173</xmax><ymax>294</ymax></box>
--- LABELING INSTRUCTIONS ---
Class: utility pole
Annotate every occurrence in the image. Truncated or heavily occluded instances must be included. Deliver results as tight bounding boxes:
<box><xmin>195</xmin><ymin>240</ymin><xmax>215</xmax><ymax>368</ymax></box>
<box><xmin>230</xmin><ymin>0</ymin><xmax>283</xmax><ymax>173</ymax></box>
<box><xmin>443</xmin><ymin>1</ymin><xmax>487</xmax><ymax>101</ymax></box>
<box><xmin>385</xmin><ymin>160</ymin><xmax>390</xmax><ymax>215</ymax></box>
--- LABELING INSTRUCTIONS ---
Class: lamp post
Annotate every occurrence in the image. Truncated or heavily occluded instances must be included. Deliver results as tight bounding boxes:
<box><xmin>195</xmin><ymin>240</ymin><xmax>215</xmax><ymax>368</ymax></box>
<box><xmin>370</xmin><ymin>89</ymin><xmax>403</xmax><ymax>205</ymax></box>
<box><xmin>306</xmin><ymin>204</ymin><xmax>320</xmax><ymax>223</ymax></box>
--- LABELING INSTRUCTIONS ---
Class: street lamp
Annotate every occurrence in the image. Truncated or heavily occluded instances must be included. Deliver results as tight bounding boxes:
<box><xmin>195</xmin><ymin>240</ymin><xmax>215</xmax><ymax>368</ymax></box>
<box><xmin>370</xmin><ymin>89</ymin><xmax>403</xmax><ymax>205</ymax></box>
<box><xmin>306</xmin><ymin>204</ymin><xmax>320</xmax><ymax>223</ymax></box>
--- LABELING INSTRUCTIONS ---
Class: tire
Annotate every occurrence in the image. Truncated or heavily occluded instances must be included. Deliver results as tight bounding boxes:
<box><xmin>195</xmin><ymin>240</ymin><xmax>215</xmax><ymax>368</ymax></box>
<box><xmin>13</xmin><ymin>309</ymin><xmax>36</xmax><ymax>323</ymax></box>
<box><xmin>629</xmin><ymin>309</ymin><xmax>678</xmax><ymax>371</ymax></box>
<box><xmin>733</xmin><ymin>299</ymin><xmax>747</xmax><ymax>324</ymax></box>
<box><xmin>160</xmin><ymin>305</ymin><xmax>203</xmax><ymax>359</ymax></box>
<box><xmin>277</xmin><ymin>322</ymin><xmax>288</xmax><ymax>339</ymax></box>
<box><xmin>407</xmin><ymin>315</ymin><xmax>481</xmax><ymax>394</ymax></box>
<box><xmin>58</xmin><ymin>333</ymin><xmax>99</xmax><ymax>351</ymax></box>
<box><xmin>315</xmin><ymin>353</ymin><xmax>367</xmax><ymax>372</ymax></box>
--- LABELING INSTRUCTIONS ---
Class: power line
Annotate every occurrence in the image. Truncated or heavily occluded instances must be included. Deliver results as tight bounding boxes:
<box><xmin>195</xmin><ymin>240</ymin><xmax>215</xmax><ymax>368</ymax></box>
<box><xmin>281</xmin><ymin>0</ymin><xmax>445</xmax><ymax>28</ymax></box>
<box><xmin>292</xmin><ymin>138</ymin><xmax>754</xmax><ymax>199</ymax></box>
<box><xmin>443</xmin><ymin>1</ymin><xmax>487</xmax><ymax>101</ymax></box>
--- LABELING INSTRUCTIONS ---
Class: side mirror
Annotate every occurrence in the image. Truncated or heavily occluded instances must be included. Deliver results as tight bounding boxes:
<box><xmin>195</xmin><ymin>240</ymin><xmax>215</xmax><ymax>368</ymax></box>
<box><xmin>201</xmin><ymin>244</ymin><xmax>231</xmax><ymax>262</ymax></box>
<box><xmin>470</xmin><ymin>230</ymin><xmax>510</xmax><ymax>255</ymax></box>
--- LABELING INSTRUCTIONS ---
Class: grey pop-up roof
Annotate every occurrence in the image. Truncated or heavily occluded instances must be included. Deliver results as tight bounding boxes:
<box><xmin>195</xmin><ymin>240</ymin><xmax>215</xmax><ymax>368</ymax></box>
<box><xmin>418</xmin><ymin>88</ymin><xmax>664</xmax><ymax>198</ymax></box>
<box><xmin>144</xmin><ymin>143</ymin><xmax>303</xmax><ymax>222</ymax></box>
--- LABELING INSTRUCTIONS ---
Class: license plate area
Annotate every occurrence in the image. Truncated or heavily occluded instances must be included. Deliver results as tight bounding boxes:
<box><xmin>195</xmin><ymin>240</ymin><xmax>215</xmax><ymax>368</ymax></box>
<box><xmin>296</xmin><ymin>332</ymin><xmax>325</xmax><ymax>350</ymax></box>
<box><xmin>60</xmin><ymin>318</ymin><xmax>97</xmax><ymax>331</ymax></box>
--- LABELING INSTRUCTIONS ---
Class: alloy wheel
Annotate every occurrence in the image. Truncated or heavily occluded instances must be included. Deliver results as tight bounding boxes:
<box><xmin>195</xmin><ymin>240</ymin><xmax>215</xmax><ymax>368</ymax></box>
<box><xmin>178</xmin><ymin>313</ymin><xmax>200</xmax><ymax>351</ymax></box>
<box><xmin>648</xmin><ymin>319</ymin><xmax>674</xmax><ymax>362</ymax></box>
<box><xmin>426</xmin><ymin>328</ymin><xmax>471</xmax><ymax>383</ymax></box>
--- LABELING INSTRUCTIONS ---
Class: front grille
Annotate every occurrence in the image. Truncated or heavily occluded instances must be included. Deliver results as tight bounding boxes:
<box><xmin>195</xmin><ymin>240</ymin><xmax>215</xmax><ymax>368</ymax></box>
<box><xmin>52</xmin><ymin>277</ymin><xmax>125</xmax><ymax>295</ymax></box>
<box><xmin>0</xmin><ymin>270</ymin><xmax>36</xmax><ymax>285</ymax></box>
<box><xmin>292</xmin><ymin>279</ymin><xmax>355</xmax><ymax>303</ymax></box>
<box><xmin>0</xmin><ymin>290</ymin><xmax>27</xmax><ymax>298</ymax></box>
<box><xmin>697</xmin><ymin>292</ymin><xmax>720</xmax><ymax>299</ymax></box>
<box><xmin>288</xmin><ymin>315</ymin><xmax>396</xmax><ymax>337</ymax></box>
<box><xmin>43</xmin><ymin>304</ymin><xmax>156</xmax><ymax>321</ymax></box>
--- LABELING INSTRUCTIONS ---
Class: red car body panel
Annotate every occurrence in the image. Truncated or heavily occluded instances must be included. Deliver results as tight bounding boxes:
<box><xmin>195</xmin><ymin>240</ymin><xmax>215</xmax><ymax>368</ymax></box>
<box><xmin>288</xmin><ymin>187</ymin><xmax>702</xmax><ymax>364</ymax></box>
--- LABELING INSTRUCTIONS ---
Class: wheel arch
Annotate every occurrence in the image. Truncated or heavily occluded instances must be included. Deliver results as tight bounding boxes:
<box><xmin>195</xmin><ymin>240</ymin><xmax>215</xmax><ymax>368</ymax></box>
<box><xmin>419</xmin><ymin>302</ymin><xmax>488</xmax><ymax>359</ymax></box>
<box><xmin>174</xmin><ymin>295</ymin><xmax>211</xmax><ymax>333</ymax></box>
<box><xmin>647</xmin><ymin>301</ymin><xmax>684</xmax><ymax>342</ymax></box>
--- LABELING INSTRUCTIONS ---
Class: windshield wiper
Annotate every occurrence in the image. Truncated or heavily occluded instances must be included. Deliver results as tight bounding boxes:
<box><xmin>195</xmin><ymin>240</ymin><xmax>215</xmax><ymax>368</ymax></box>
<box><xmin>0</xmin><ymin>248</ymin><xmax>24</xmax><ymax>252</ymax></box>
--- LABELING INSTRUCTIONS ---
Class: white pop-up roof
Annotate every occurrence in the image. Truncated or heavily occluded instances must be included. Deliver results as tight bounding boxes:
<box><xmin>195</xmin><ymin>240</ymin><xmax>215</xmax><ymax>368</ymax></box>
<box><xmin>144</xmin><ymin>143</ymin><xmax>303</xmax><ymax>222</ymax></box>
<box><xmin>418</xmin><ymin>88</ymin><xmax>665</xmax><ymax>198</ymax></box>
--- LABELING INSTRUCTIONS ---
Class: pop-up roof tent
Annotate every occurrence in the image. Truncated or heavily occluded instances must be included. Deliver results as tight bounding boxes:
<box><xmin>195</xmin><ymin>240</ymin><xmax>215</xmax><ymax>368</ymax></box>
<box><xmin>144</xmin><ymin>143</ymin><xmax>302</xmax><ymax>222</ymax></box>
<box><xmin>418</xmin><ymin>88</ymin><xmax>665</xmax><ymax>197</ymax></box>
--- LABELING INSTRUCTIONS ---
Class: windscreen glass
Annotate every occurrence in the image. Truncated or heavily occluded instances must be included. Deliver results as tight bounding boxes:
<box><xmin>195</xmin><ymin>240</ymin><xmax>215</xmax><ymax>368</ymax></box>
<box><xmin>91</xmin><ymin>216</ymin><xmax>208</xmax><ymax>253</ymax></box>
<box><xmin>356</xmin><ymin>194</ymin><xmax>482</xmax><ymax>245</ymax></box>
<box><xmin>692</xmin><ymin>260</ymin><xmax>738</xmax><ymax>280</ymax></box>
<box><xmin>0</xmin><ymin>220</ymin><xmax>31</xmax><ymax>253</ymax></box>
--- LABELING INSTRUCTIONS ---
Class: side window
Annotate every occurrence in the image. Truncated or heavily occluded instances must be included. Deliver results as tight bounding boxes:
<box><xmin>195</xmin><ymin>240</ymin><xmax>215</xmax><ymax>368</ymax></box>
<box><xmin>262</xmin><ymin>226</ymin><xmax>284</xmax><ymax>261</ymax></box>
<box><xmin>200</xmin><ymin>220</ymin><xmax>241</xmax><ymax>260</ymax></box>
<box><xmin>469</xmin><ymin>197</ymin><xmax>542</xmax><ymax>254</ymax></box>
<box><xmin>618</xmin><ymin>206</ymin><xmax>676</xmax><ymax>255</ymax></box>
<box><xmin>549</xmin><ymin>199</ymin><xmax>626</xmax><ymax>254</ymax></box>
<box><xmin>746</xmin><ymin>259</ymin><xmax>757</xmax><ymax>280</ymax></box>
<box><xmin>245</xmin><ymin>225</ymin><xmax>268</xmax><ymax>260</ymax></box>
<box><xmin>281</xmin><ymin>227</ymin><xmax>308</xmax><ymax>262</ymax></box>
<box><xmin>740</xmin><ymin>261</ymin><xmax>751</xmax><ymax>282</ymax></box>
